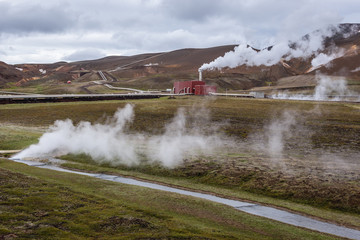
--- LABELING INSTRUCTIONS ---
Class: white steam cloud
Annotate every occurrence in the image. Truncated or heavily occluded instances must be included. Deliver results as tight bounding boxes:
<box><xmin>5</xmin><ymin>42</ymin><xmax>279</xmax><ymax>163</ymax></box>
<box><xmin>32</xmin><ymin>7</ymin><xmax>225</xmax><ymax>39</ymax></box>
<box><xmin>251</xmin><ymin>110</ymin><xmax>300</xmax><ymax>161</ymax></box>
<box><xmin>147</xmin><ymin>108</ymin><xmax>218</xmax><ymax>167</ymax></box>
<box><xmin>266</xmin><ymin>112</ymin><xmax>297</xmax><ymax>158</ymax></box>
<box><xmin>15</xmin><ymin>104</ymin><xmax>222</xmax><ymax>168</ymax></box>
<box><xmin>351</xmin><ymin>67</ymin><xmax>360</xmax><ymax>72</ymax></box>
<box><xmin>199</xmin><ymin>25</ymin><xmax>342</xmax><ymax>71</ymax></box>
<box><xmin>15</xmin><ymin>104</ymin><xmax>139</xmax><ymax>165</ymax></box>
<box><xmin>310</xmin><ymin>49</ymin><xmax>344</xmax><ymax>70</ymax></box>
<box><xmin>271</xmin><ymin>74</ymin><xmax>355</xmax><ymax>101</ymax></box>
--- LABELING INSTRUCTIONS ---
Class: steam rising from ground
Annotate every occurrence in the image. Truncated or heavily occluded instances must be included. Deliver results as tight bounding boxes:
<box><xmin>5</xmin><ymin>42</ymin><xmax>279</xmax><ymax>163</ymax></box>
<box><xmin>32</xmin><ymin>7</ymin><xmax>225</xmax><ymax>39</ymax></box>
<box><xmin>249</xmin><ymin>106</ymin><xmax>359</xmax><ymax>174</ymax></box>
<box><xmin>250</xmin><ymin>110</ymin><xmax>306</xmax><ymax>166</ymax></box>
<box><xmin>351</xmin><ymin>67</ymin><xmax>360</xmax><ymax>72</ymax></box>
<box><xmin>15</xmin><ymin>104</ymin><xmax>222</xmax><ymax>168</ymax></box>
<box><xmin>199</xmin><ymin>25</ymin><xmax>345</xmax><ymax>71</ymax></box>
<box><xmin>271</xmin><ymin>74</ymin><xmax>356</xmax><ymax>101</ymax></box>
<box><xmin>263</xmin><ymin>111</ymin><xmax>298</xmax><ymax>159</ymax></box>
<box><xmin>14</xmin><ymin>102</ymin><xmax>359</xmax><ymax>178</ymax></box>
<box><xmin>310</xmin><ymin>50</ymin><xmax>344</xmax><ymax>70</ymax></box>
<box><xmin>147</xmin><ymin>107</ymin><xmax>222</xmax><ymax>167</ymax></box>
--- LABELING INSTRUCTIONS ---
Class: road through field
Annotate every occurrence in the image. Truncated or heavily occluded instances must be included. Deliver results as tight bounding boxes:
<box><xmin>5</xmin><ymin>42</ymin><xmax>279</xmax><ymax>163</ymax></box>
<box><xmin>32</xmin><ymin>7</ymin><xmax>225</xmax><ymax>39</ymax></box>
<box><xmin>9</xmin><ymin>158</ymin><xmax>360</xmax><ymax>240</ymax></box>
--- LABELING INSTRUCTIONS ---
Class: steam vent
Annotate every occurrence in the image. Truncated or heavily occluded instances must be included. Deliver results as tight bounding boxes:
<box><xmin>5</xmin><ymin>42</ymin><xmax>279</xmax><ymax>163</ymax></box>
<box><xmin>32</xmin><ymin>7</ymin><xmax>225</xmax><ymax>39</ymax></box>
<box><xmin>173</xmin><ymin>81</ymin><xmax>217</xmax><ymax>95</ymax></box>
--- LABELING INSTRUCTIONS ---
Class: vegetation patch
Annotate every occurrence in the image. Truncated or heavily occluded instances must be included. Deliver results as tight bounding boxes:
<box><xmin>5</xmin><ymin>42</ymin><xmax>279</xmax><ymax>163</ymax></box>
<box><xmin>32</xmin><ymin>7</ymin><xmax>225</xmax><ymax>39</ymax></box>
<box><xmin>0</xmin><ymin>125</ymin><xmax>43</xmax><ymax>150</ymax></box>
<box><xmin>1</xmin><ymin>159</ymin><xmax>340</xmax><ymax>239</ymax></box>
<box><xmin>1</xmin><ymin>97</ymin><xmax>359</xmax><ymax>233</ymax></box>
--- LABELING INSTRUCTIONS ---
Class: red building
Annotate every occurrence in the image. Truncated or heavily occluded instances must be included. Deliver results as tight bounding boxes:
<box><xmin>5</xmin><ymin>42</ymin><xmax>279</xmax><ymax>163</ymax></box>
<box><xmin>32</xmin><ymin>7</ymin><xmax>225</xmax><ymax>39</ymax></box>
<box><xmin>173</xmin><ymin>81</ymin><xmax>216</xmax><ymax>95</ymax></box>
<box><xmin>173</xmin><ymin>81</ymin><xmax>204</xmax><ymax>94</ymax></box>
<box><xmin>195</xmin><ymin>85</ymin><xmax>217</xmax><ymax>95</ymax></box>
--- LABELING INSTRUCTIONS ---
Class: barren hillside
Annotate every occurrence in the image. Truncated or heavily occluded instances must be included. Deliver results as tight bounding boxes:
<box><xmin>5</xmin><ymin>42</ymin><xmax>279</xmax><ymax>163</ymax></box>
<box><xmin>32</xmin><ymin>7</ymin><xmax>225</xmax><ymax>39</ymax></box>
<box><xmin>1</xmin><ymin>24</ymin><xmax>359</xmax><ymax>93</ymax></box>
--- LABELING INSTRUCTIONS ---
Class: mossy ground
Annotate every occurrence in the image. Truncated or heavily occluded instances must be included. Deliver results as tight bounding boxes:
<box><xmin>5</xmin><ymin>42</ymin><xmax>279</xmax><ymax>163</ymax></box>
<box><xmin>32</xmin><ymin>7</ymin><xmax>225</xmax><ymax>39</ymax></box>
<box><xmin>0</xmin><ymin>96</ymin><xmax>359</xmax><ymax>237</ymax></box>
<box><xmin>0</xmin><ymin>159</ymin><xmax>340</xmax><ymax>239</ymax></box>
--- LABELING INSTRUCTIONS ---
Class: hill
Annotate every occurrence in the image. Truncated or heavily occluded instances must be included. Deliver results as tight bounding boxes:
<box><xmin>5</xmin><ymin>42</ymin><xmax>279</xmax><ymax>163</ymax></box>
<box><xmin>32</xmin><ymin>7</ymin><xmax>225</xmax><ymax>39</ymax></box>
<box><xmin>0</xmin><ymin>24</ymin><xmax>359</xmax><ymax>94</ymax></box>
<box><xmin>0</xmin><ymin>61</ymin><xmax>23</xmax><ymax>87</ymax></box>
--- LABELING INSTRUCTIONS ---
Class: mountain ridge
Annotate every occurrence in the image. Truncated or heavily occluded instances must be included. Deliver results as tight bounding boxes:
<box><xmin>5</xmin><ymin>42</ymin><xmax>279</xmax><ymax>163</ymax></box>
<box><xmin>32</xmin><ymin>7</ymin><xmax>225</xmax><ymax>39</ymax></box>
<box><xmin>1</xmin><ymin>24</ymin><xmax>359</xmax><ymax>93</ymax></box>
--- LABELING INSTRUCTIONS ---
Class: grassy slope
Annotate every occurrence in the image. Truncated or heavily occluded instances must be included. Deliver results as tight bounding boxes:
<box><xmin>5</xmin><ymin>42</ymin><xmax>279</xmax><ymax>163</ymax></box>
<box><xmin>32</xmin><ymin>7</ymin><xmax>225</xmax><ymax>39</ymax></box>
<box><xmin>57</xmin><ymin>155</ymin><xmax>360</xmax><ymax>230</ymax></box>
<box><xmin>0</xmin><ymin>97</ymin><xmax>359</xmax><ymax>231</ymax></box>
<box><xmin>0</xmin><ymin>125</ymin><xmax>43</xmax><ymax>150</ymax></box>
<box><xmin>0</xmin><ymin>159</ymin><xmax>339</xmax><ymax>240</ymax></box>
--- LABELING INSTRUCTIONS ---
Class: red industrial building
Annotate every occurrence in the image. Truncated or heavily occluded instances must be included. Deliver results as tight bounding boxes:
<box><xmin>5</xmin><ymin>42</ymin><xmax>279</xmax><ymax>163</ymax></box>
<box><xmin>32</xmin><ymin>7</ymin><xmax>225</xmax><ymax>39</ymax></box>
<box><xmin>173</xmin><ymin>80</ymin><xmax>216</xmax><ymax>95</ymax></box>
<box><xmin>194</xmin><ymin>85</ymin><xmax>217</xmax><ymax>95</ymax></box>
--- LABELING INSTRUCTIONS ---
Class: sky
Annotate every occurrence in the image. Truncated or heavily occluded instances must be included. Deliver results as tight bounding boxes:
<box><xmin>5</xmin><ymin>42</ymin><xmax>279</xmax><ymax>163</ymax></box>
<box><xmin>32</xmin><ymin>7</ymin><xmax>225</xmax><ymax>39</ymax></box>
<box><xmin>0</xmin><ymin>0</ymin><xmax>359</xmax><ymax>64</ymax></box>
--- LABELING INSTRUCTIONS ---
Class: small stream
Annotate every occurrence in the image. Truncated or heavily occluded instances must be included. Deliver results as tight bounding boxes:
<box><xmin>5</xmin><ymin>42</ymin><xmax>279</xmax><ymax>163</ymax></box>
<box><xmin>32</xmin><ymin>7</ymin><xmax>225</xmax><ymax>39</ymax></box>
<box><xmin>10</xmin><ymin>158</ymin><xmax>360</xmax><ymax>240</ymax></box>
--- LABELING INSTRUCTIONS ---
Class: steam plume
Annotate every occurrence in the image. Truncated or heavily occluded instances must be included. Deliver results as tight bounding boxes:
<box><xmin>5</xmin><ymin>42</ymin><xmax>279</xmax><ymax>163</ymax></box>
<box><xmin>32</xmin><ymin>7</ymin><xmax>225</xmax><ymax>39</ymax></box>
<box><xmin>351</xmin><ymin>67</ymin><xmax>360</xmax><ymax>73</ymax></box>
<box><xmin>266</xmin><ymin>111</ymin><xmax>297</xmax><ymax>158</ymax></box>
<box><xmin>15</xmin><ymin>104</ymin><xmax>222</xmax><ymax>168</ymax></box>
<box><xmin>15</xmin><ymin>104</ymin><xmax>139</xmax><ymax>165</ymax></box>
<box><xmin>271</xmin><ymin>74</ymin><xmax>355</xmax><ymax>101</ymax></box>
<box><xmin>251</xmin><ymin>110</ymin><xmax>300</xmax><ymax>161</ymax></box>
<box><xmin>310</xmin><ymin>50</ymin><xmax>344</xmax><ymax>69</ymax></box>
<box><xmin>199</xmin><ymin>25</ymin><xmax>342</xmax><ymax>71</ymax></box>
<box><xmin>147</xmin><ymin>107</ymin><xmax>219</xmax><ymax>167</ymax></box>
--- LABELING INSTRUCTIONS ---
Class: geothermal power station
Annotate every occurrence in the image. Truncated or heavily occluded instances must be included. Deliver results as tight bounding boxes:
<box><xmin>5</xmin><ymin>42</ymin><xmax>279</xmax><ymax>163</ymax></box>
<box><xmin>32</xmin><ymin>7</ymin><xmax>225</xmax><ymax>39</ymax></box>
<box><xmin>173</xmin><ymin>70</ymin><xmax>217</xmax><ymax>95</ymax></box>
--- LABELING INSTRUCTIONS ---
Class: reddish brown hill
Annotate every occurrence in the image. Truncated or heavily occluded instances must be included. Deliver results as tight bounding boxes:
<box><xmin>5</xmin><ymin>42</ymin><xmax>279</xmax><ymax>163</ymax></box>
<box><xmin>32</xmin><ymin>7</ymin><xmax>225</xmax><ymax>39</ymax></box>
<box><xmin>0</xmin><ymin>61</ymin><xmax>23</xmax><ymax>87</ymax></box>
<box><xmin>1</xmin><ymin>45</ymin><xmax>238</xmax><ymax>90</ymax></box>
<box><xmin>1</xmin><ymin>24</ymin><xmax>359</xmax><ymax>92</ymax></box>
<box><xmin>106</xmin><ymin>45</ymin><xmax>239</xmax><ymax>89</ymax></box>
<box><xmin>73</xmin><ymin>53</ymin><xmax>160</xmax><ymax>71</ymax></box>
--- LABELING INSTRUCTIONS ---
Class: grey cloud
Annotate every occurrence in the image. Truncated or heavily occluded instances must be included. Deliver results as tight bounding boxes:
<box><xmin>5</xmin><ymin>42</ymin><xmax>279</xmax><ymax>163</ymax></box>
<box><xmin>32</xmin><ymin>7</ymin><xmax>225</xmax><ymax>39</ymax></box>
<box><xmin>0</xmin><ymin>0</ymin><xmax>360</xmax><ymax>64</ymax></box>
<box><xmin>160</xmin><ymin>0</ymin><xmax>223</xmax><ymax>22</ymax></box>
<box><xmin>0</xmin><ymin>1</ymin><xmax>76</xmax><ymax>34</ymax></box>
<box><xmin>72</xmin><ymin>1</ymin><xmax>165</xmax><ymax>31</ymax></box>
<box><xmin>63</xmin><ymin>49</ymin><xmax>106</xmax><ymax>62</ymax></box>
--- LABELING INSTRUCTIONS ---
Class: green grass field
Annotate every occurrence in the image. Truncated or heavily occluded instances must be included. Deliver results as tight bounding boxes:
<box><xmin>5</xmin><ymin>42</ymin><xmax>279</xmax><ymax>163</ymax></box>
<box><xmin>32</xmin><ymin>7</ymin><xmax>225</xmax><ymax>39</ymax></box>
<box><xmin>0</xmin><ymin>96</ymin><xmax>359</xmax><ymax>238</ymax></box>
<box><xmin>0</xmin><ymin>159</ymin><xmax>342</xmax><ymax>239</ymax></box>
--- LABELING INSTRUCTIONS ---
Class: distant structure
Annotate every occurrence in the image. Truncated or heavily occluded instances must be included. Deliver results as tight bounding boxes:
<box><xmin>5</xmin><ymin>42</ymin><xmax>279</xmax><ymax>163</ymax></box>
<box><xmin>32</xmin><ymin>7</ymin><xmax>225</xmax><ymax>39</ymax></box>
<box><xmin>173</xmin><ymin>80</ymin><xmax>217</xmax><ymax>95</ymax></box>
<box><xmin>70</xmin><ymin>69</ymin><xmax>91</xmax><ymax>79</ymax></box>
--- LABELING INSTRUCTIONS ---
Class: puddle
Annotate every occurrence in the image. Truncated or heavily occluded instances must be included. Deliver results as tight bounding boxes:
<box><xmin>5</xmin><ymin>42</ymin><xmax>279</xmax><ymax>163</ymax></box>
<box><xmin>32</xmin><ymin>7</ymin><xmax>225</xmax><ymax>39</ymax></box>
<box><xmin>9</xmin><ymin>158</ymin><xmax>360</xmax><ymax>240</ymax></box>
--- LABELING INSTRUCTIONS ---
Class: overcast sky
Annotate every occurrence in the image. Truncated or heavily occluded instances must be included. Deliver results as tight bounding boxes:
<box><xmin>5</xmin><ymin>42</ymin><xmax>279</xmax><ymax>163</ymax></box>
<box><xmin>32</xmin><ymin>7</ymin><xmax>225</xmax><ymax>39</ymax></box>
<box><xmin>0</xmin><ymin>0</ymin><xmax>359</xmax><ymax>64</ymax></box>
